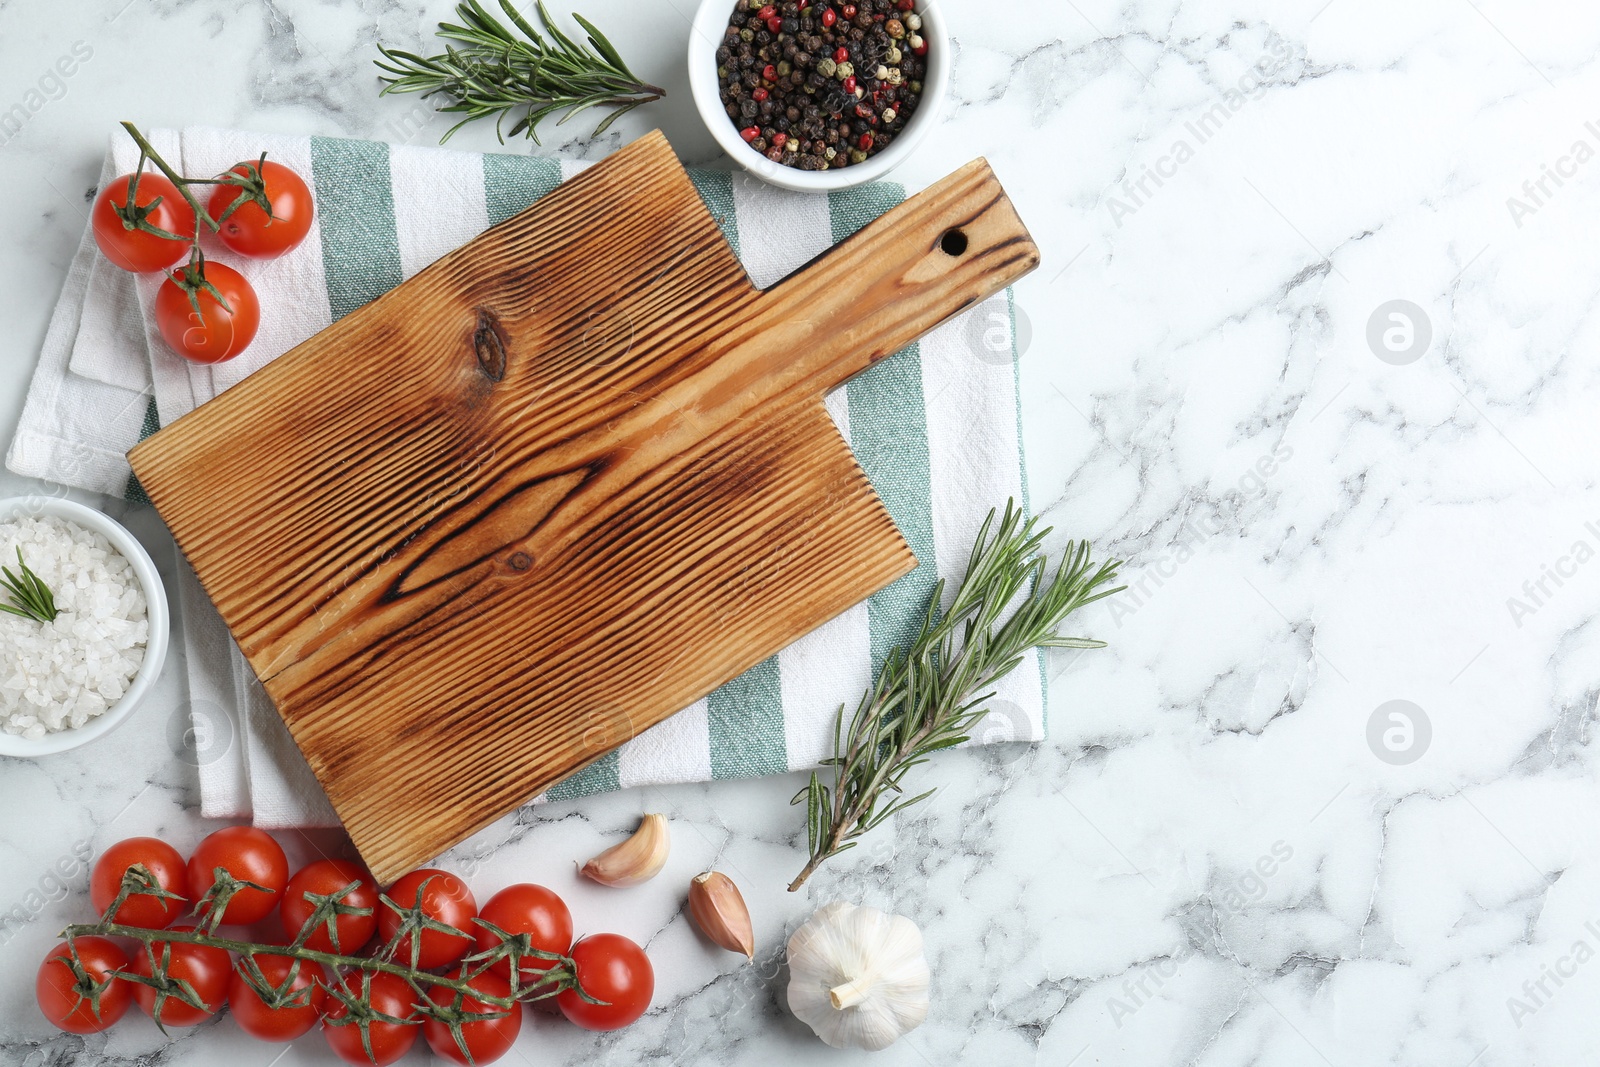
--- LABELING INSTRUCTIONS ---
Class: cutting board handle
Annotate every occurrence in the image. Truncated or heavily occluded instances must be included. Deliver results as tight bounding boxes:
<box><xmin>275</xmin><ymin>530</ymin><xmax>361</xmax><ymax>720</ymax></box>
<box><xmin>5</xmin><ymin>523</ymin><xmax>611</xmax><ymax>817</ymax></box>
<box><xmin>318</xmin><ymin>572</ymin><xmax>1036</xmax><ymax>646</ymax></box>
<box><xmin>747</xmin><ymin>157</ymin><xmax>1040</xmax><ymax>400</ymax></box>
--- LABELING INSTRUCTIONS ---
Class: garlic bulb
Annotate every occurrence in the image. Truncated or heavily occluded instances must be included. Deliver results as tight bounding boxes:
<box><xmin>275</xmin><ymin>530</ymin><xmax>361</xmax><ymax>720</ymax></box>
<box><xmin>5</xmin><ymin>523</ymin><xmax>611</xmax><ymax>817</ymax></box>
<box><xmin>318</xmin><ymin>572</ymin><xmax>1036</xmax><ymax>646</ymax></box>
<box><xmin>786</xmin><ymin>902</ymin><xmax>930</xmax><ymax>1051</ymax></box>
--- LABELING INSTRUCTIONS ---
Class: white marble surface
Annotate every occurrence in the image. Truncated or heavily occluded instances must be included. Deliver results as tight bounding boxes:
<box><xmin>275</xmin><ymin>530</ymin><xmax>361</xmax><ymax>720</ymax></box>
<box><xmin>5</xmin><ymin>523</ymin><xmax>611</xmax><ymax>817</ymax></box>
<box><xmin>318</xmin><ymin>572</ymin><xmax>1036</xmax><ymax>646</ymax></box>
<box><xmin>1</xmin><ymin>0</ymin><xmax>1597</xmax><ymax>1064</ymax></box>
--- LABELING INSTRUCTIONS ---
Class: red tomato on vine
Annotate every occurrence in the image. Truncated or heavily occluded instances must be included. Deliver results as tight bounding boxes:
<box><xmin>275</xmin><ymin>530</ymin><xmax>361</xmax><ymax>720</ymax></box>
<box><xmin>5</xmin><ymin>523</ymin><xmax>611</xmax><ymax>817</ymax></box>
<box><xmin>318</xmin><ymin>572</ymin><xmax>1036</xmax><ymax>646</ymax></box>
<box><xmin>425</xmin><ymin>968</ymin><xmax>522</xmax><ymax>1065</ymax></box>
<box><xmin>377</xmin><ymin>868</ymin><xmax>477</xmax><ymax>970</ymax></box>
<box><xmin>279</xmin><ymin>859</ymin><xmax>379</xmax><ymax>953</ymax></box>
<box><xmin>153</xmin><ymin>261</ymin><xmax>260</xmax><ymax>364</ymax></box>
<box><xmin>474</xmin><ymin>882</ymin><xmax>573</xmax><ymax>983</ymax></box>
<box><xmin>35</xmin><ymin>937</ymin><xmax>131</xmax><ymax>1035</ymax></box>
<box><xmin>323</xmin><ymin>970</ymin><xmax>420</xmax><ymax>1066</ymax></box>
<box><xmin>126</xmin><ymin>928</ymin><xmax>230</xmax><ymax>1027</ymax></box>
<box><xmin>228</xmin><ymin>953</ymin><xmax>328</xmax><ymax>1042</ymax></box>
<box><xmin>89</xmin><ymin>837</ymin><xmax>188</xmax><ymax>929</ymax></box>
<box><xmin>208</xmin><ymin>159</ymin><xmax>314</xmax><ymax>259</ymax></box>
<box><xmin>557</xmin><ymin>933</ymin><xmax>654</xmax><ymax>1030</ymax></box>
<box><xmin>188</xmin><ymin>825</ymin><xmax>289</xmax><ymax>927</ymax></box>
<box><xmin>92</xmin><ymin>172</ymin><xmax>194</xmax><ymax>273</ymax></box>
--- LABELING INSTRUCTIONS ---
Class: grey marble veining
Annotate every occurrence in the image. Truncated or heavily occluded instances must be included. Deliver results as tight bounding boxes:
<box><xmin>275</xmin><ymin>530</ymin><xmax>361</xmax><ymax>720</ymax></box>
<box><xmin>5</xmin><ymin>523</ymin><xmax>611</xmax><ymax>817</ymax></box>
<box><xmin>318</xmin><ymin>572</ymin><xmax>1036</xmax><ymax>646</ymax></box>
<box><xmin>1</xmin><ymin>0</ymin><xmax>1597</xmax><ymax>1064</ymax></box>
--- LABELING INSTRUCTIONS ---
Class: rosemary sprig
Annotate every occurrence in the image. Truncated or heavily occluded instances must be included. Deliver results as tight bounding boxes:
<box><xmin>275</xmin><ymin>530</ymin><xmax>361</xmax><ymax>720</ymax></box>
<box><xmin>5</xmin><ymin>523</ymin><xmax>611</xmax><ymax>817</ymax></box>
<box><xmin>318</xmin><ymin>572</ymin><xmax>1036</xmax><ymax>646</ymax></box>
<box><xmin>0</xmin><ymin>547</ymin><xmax>59</xmax><ymax>624</ymax></box>
<box><xmin>375</xmin><ymin>0</ymin><xmax>665</xmax><ymax>144</ymax></box>
<box><xmin>789</xmin><ymin>502</ymin><xmax>1124</xmax><ymax>891</ymax></box>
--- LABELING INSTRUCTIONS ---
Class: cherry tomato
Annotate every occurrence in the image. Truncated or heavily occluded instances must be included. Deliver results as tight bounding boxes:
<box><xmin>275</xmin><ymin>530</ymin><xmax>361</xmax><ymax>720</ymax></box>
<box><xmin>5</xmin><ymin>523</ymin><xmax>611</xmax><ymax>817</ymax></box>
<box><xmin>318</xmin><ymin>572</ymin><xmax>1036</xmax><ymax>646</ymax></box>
<box><xmin>473</xmin><ymin>883</ymin><xmax>572</xmax><ymax>984</ymax></box>
<box><xmin>36</xmin><ymin>937</ymin><xmax>131</xmax><ymax>1035</ymax></box>
<box><xmin>425</xmin><ymin>968</ymin><xmax>522</xmax><ymax>1065</ymax></box>
<box><xmin>228</xmin><ymin>953</ymin><xmax>327</xmax><ymax>1041</ymax></box>
<box><xmin>92</xmin><ymin>172</ymin><xmax>195</xmax><ymax>273</ymax></box>
<box><xmin>89</xmin><ymin>836</ymin><xmax>188</xmax><ymax>929</ymax></box>
<box><xmin>377</xmin><ymin>868</ymin><xmax>477</xmax><ymax>971</ymax></box>
<box><xmin>323</xmin><ymin>971</ymin><xmax>420</xmax><ymax>1066</ymax></box>
<box><xmin>126</xmin><ymin>928</ymin><xmax>230</xmax><ymax>1027</ymax></box>
<box><xmin>280</xmin><ymin>859</ymin><xmax>379</xmax><ymax>953</ymax></box>
<box><xmin>208</xmin><ymin>160</ymin><xmax>314</xmax><ymax>259</ymax></box>
<box><xmin>556</xmin><ymin>933</ymin><xmax>653</xmax><ymax>1031</ymax></box>
<box><xmin>187</xmin><ymin>825</ymin><xmax>289</xmax><ymax>927</ymax></box>
<box><xmin>153</xmin><ymin>262</ymin><xmax>260</xmax><ymax>364</ymax></box>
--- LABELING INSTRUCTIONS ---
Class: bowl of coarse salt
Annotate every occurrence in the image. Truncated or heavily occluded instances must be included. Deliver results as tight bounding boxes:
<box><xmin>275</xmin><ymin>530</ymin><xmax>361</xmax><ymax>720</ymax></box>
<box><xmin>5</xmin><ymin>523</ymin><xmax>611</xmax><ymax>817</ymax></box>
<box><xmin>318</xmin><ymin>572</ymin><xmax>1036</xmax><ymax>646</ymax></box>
<box><xmin>0</xmin><ymin>497</ymin><xmax>168</xmax><ymax>757</ymax></box>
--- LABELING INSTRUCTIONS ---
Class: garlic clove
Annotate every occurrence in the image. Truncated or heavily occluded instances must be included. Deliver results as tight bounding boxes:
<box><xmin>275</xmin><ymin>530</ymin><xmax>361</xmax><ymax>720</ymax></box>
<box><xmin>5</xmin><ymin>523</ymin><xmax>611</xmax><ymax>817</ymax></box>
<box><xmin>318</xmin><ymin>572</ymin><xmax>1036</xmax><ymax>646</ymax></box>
<box><xmin>580</xmin><ymin>813</ymin><xmax>669</xmax><ymax>887</ymax></box>
<box><xmin>786</xmin><ymin>901</ymin><xmax>930</xmax><ymax>1051</ymax></box>
<box><xmin>688</xmin><ymin>871</ymin><xmax>755</xmax><ymax>959</ymax></box>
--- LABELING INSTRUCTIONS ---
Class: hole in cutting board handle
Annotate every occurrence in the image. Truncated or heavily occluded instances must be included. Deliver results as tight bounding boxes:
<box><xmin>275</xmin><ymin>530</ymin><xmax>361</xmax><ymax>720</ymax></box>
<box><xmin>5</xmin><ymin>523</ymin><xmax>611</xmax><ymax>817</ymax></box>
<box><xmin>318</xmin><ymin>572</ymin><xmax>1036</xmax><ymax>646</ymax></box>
<box><xmin>939</xmin><ymin>229</ymin><xmax>969</xmax><ymax>256</ymax></box>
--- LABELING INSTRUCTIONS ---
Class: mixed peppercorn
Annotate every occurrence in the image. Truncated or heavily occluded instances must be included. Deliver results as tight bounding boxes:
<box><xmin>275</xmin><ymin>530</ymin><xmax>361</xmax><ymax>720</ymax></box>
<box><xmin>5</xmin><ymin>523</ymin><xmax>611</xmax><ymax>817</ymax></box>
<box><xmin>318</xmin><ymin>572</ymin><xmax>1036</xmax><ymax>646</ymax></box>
<box><xmin>716</xmin><ymin>0</ymin><xmax>929</xmax><ymax>171</ymax></box>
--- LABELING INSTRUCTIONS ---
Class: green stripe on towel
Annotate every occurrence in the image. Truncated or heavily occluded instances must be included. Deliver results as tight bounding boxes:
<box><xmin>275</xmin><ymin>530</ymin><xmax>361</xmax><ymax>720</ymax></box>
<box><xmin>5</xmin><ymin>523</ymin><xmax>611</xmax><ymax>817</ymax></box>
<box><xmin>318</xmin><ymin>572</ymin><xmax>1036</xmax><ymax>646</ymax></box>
<box><xmin>309</xmin><ymin>137</ymin><xmax>404</xmax><ymax>320</ymax></box>
<box><xmin>482</xmin><ymin>154</ymin><xmax>563</xmax><ymax>225</ymax></box>
<box><xmin>123</xmin><ymin>395</ymin><xmax>161</xmax><ymax>505</ymax></box>
<box><xmin>708</xmin><ymin>657</ymin><xmax>786</xmax><ymax>779</ymax></box>
<box><xmin>546</xmin><ymin>749</ymin><xmax>621</xmax><ymax>801</ymax></box>
<box><xmin>830</xmin><ymin>185</ymin><xmax>938</xmax><ymax>673</ymax></box>
<box><xmin>688</xmin><ymin>169</ymin><xmax>741</xmax><ymax>256</ymax></box>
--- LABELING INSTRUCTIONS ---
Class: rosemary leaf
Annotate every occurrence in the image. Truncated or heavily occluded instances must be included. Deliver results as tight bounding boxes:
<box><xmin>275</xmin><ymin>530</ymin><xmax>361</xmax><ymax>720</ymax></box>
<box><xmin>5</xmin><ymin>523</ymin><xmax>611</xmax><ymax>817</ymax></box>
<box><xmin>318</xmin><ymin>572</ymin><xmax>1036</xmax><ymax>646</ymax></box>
<box><xmin>375</xmin><ymin>0</ymin><xmax>664</xmax><ymax>146</ymax></box>
<box><xmin>0</xmin><ymin>547</ymin><xmax>58</xmax><ymax>624</ymax></box>
<box><xmin>788</xmin><ymin>502</ymin><xmax>1123</xmax><ymax>891</ymax></box>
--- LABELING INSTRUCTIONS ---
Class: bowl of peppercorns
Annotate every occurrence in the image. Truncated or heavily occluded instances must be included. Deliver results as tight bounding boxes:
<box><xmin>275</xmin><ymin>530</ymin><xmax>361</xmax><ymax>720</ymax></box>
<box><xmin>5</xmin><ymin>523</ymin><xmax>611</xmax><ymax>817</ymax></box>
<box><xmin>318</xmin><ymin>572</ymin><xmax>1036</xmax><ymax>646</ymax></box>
<box><xmin>690</xmin><ymin>0</ymin><xmax>948</xmax><ymax>191</ymax></box>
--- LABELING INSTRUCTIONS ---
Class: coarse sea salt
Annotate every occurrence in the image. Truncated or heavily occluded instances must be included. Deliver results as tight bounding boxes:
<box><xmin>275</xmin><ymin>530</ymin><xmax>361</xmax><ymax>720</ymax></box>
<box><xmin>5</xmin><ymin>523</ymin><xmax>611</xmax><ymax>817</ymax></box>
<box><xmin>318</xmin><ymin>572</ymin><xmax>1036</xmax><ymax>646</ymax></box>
<box><xmin>0</xmin><ymin>514</ymin><xmax>148</xmax><ymax>739</ymax></box>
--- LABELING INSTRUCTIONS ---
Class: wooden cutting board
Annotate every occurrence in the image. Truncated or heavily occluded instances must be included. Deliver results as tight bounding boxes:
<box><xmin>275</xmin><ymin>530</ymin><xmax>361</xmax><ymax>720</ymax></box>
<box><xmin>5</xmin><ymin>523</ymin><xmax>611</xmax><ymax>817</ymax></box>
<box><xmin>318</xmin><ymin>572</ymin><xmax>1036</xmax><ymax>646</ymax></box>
<box><xmin>129</xmin><ymin>131</ymin><xmax>1038</xmax><ymax>883</ymax></box>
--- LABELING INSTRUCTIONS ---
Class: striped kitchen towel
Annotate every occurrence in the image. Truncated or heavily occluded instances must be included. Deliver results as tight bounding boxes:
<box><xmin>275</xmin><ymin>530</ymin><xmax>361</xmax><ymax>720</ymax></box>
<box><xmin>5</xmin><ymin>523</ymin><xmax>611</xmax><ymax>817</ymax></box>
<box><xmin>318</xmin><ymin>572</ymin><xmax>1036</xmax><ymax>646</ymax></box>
<box><xmin>8</xmin><ymin>126</ymin><xmax>1041</xmax><ymax>828</ymax></box>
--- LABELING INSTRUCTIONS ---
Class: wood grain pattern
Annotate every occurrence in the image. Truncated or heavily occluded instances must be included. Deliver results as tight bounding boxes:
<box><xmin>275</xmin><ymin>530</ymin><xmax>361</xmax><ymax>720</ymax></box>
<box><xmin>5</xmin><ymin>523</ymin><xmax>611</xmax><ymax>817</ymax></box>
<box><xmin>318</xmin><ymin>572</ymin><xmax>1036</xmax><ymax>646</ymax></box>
<box><xmin>129</xmin><ymin>131</ymin><xmax>1039</xmax><ymax>883</ymax></box>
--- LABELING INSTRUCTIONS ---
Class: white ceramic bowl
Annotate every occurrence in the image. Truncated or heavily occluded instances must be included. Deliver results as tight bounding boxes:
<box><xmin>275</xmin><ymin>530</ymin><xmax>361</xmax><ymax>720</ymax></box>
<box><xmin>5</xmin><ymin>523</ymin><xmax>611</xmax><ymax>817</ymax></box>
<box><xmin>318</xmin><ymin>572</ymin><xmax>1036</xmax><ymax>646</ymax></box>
<box><xmin>0</xmin><ymin>497</ymin><xmax>169</xmax><ymax>757</ymax></box>
<box><xmin>688</xmin><ymin>0</ymin><xmax>950</xmax><ymax>192</ymax></box>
